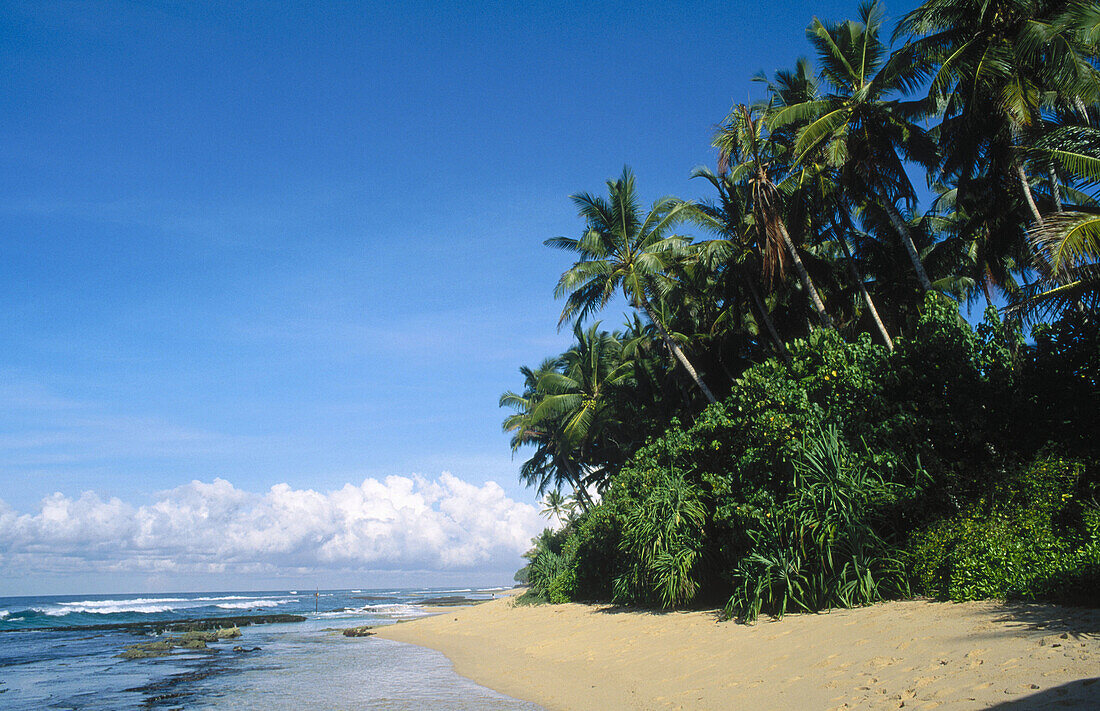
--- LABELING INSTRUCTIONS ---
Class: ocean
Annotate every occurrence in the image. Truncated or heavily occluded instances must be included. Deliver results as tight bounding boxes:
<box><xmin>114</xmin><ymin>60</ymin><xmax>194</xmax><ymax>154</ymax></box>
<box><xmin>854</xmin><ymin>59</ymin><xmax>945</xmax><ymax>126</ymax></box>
<box><xmin>0</xmin><ymin>587</ymin><xmax>543</xmax><ymax>710</ymax></box>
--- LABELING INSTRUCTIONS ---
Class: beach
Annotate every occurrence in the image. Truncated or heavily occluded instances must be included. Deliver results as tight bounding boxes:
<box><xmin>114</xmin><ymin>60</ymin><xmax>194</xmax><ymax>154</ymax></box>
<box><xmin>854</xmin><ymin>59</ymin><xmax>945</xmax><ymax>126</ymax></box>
<box><xmin>375</xmin><ymin>593</ymin><xmax>1100</xmax><ymax>710</ymax></box>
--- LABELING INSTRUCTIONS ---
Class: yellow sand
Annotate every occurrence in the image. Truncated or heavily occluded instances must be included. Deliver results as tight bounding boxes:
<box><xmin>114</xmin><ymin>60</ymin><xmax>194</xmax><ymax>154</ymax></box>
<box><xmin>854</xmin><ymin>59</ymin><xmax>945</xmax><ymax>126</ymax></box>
<box><xmin>375</xmin><ymin>593</ymin><xmax>1100</xmax><ymax>710</ymax></box>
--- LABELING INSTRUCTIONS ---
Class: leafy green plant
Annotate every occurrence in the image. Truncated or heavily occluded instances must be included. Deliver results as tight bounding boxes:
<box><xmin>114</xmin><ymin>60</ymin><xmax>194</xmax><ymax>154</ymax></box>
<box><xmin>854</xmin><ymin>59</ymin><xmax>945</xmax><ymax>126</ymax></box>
<box><xmin>726</xmin><ymin>426</ymin><xmax>907</xmax><ymax>622</ymax></box>
<box><xmin>908</xmin><ymin>456</ymin><xmax>1100</xmax><ymax>602</ymax></box>
<box><xmin>613</xmin><ymin>471</ymin><xmax>707</xmax><ymax>608</ymax></box>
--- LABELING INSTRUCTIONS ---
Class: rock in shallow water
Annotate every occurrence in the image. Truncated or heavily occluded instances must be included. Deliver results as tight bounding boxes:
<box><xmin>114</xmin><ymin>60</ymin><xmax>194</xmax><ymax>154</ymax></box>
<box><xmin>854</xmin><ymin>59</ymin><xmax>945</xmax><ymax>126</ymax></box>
<box><xmin>342</xmin><ymin>625</ymin><xmax>375</xmax><ymax>637</ymax></box>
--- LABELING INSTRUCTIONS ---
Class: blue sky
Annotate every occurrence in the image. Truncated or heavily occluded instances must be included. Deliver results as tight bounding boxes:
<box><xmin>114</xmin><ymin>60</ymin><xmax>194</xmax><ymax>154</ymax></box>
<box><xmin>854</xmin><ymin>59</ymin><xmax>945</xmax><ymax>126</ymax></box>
<box><xmin>1</xmin><ymin>0</ymin><xmax>918</xmax><ymax>594</ymax></box>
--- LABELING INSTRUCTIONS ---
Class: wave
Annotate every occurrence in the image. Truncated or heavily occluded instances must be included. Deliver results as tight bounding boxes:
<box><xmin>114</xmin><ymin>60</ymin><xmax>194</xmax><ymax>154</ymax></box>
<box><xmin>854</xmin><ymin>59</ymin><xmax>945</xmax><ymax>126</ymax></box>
<box><xmin>45</xmin><ymin>602</ymin><xmax>178</xmax><ymax>615</ymax></box>
<box><xmin>312</xmin><ymin>610</ymin><xmax>362</xmax><ymax>619</ymax></box>
<box><xmin>19</xmin><ymin>594</ymin><xmax>299</xmax><ymax>617</ymax></box>
<box><xmin>358</xmin><ymin>603</ymin><xmax>431</xmax><ymax>619</ymax></box>
<box><xmin>0</xmin><ymin>610</ymin><xmax>8</xmax><ymax>619</ymax></box>
<box><xmin>214</xmin><ymin>599</ymin><xmax>293</xmax><ymax>610</ymax></box>
<box><xmin>409</xmin><ymin>588</ymin><xmax>473</xmax><ymax>596</ymax></box>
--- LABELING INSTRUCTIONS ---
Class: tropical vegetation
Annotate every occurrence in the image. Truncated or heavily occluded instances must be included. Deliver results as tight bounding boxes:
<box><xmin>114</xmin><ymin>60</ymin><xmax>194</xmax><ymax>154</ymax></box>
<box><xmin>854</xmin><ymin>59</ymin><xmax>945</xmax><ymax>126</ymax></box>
<box><xmin>504</xmin><ymin>0</ymin><xmax>1100</xmax><ymax>619</ymax></box>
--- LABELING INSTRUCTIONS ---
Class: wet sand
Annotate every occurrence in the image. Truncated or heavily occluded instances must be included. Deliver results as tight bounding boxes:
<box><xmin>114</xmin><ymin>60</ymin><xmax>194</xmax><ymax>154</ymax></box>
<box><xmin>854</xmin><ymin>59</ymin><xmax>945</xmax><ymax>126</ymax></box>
<box><xmin>374</xmin><ymin>593</ymin><xmax>1100</xmax><ymax>710</ymax></box>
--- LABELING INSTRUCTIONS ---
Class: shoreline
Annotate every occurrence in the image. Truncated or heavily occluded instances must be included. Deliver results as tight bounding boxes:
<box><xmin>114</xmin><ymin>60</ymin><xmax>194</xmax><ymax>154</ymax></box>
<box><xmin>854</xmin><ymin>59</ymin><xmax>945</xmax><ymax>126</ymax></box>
<box><xmin>374</xmin><ymin>594</ymin><xmax>1100</xmax><ymax>710</ymax></box>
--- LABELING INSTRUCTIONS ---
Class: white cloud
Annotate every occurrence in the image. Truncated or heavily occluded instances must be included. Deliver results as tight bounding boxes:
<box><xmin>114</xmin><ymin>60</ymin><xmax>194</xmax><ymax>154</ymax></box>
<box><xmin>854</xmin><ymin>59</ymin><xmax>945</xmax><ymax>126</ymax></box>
<box><xmin>0</xmin><ymin>473</ymin><xmax>543</xmax><ymax>577</ymax></box>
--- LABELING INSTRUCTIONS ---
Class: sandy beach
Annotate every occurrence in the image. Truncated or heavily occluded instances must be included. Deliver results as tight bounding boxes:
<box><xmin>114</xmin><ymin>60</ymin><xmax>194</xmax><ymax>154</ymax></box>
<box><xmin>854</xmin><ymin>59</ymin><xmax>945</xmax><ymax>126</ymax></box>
<box><xmin>375</xmin><ymin>593</ymin><xmax>1100</xmax><ymax>710</ymax></box>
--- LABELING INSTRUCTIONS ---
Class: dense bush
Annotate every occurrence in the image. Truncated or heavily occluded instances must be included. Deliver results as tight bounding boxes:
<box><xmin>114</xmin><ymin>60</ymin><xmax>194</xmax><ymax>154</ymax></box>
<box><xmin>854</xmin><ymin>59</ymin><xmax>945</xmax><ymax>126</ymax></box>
<box><xmin>613</xmin><ymin>470</ymin><xmax>707</xmax><ymax>607</ymax></box>
<box><xmin>518</xmin><ymin>299</ymin><xmax>1099</xmax><ymax>618</ymax></box>
<box><xmin>726</xmin><ymin>426</ymin><xmax>908</xmax><ymax>622</ymax></box>
<box><xmin>908</xmin><ymin>456</ymin><xmax>1100</xmax><ymax>603</ymax></box>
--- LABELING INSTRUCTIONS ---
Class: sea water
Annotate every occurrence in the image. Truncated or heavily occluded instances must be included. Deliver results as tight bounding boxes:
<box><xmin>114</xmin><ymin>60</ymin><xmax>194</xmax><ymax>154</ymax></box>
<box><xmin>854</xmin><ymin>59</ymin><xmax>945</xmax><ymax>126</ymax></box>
<box><xmin>0</xmin><ymin>588</ymin><xmax>543</xmax><ymax>710</ymax></box>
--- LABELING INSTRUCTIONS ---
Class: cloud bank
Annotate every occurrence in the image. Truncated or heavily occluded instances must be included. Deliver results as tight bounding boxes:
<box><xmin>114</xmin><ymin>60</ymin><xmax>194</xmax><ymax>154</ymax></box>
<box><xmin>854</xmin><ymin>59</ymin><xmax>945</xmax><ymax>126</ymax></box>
<box><xmin>0</xmin><ymin>474</ymin><xmax>543</xmax><ymax>577</ymax></box>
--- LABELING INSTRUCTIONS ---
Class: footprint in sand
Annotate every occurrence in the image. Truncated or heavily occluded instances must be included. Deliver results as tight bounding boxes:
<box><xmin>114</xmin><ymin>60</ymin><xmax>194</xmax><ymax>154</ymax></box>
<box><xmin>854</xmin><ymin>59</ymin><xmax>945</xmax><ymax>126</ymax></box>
<box><xmin>869</xmin><ymin>656</ymin><xmax>901</xmax><ymax>669</ymax></box>
<box><xmin>927</xmin><ymin>685</ymin><xmax>959</xmax><ymax>700</ymax></box>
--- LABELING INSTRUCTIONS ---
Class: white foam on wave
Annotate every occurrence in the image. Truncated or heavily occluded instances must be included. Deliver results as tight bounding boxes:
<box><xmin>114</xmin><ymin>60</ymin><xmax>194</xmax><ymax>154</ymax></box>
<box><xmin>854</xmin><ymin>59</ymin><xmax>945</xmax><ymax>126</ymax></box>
<box><xmin>45</xmin><ymin>603</ymin><xmax>179</xmax><ymax>615</ymax></box>
<box><xmin>214</xmin><ymin>599</ymin><xmax>292</xmax><ymax>610</ymax></box>
<box><xmin>41</xmin><ymin>594</ymin><xmax>299</xmax><ymax>616</ymax></box>
<box><xmin>312</xmin><ymin>610</ymin><xmax>361</xmax><ymax>619</ymax></box>
<box><xmin>359</xmin><ymin>603</ymin><xmax>432</xmax><ymax>620</ymax></box>
<box><xmin>0</xmin><ymin>610</ymin><xmax>9</xmax><ymax>619</ymax></box>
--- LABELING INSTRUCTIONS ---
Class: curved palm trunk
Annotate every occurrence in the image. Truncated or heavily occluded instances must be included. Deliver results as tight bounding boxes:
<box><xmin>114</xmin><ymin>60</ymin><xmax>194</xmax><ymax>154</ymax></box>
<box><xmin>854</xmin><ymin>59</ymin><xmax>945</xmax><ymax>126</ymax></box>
<box><xmin>981</xmin><ymin>272</ymin><xmax>994</xmax><ymax>307</ymax></box>
<box><xmin>776</xmin><ymin>221</ymin><xmax>833</xmax><ymax>328</ymax></box>
<box><xmin>836</xmin><ymin>231</ymin><xmax>893</xmax><ymax>350</ymax></box>
<box><xmin>638</xmin><ymin>298</ymin><xmax>718</xmax><ymax>405</ymax></box>
<box><xmin>1049</xmin><ymin>165</ymin><xmax>1063</xmax><ymax>213</ymax></box>
<box><xmin>883</xmin><ymin>202</ymin><xmax>934</xmax><ymax>292</ymax></box>
<box><xmin>1015</xmin><ymin>160</ymin><xmax>1044</xmax><ymax>226</ymax></box>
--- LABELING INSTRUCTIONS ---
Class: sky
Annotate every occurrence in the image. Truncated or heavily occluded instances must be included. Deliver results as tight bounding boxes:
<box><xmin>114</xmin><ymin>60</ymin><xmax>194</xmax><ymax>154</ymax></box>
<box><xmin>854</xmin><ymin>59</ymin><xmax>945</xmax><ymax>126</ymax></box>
<box><xmin>0</xmin><ymin>0</ymin><xmax>919</xmax><ymax>595</ymax></box>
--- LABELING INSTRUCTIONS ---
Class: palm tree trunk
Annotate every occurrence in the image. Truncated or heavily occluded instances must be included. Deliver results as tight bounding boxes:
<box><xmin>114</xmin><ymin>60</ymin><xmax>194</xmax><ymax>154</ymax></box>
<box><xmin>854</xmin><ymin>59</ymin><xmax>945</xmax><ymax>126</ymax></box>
<box><xmin>882</xmin><ymin>202</ymin><xmax>934</xmax><ymax>292</ymax></box>
<box><xmin>1015</xmin><ymin>160</ymin><xmax>1044</xmax><ymax>226</ymax></box>
<box><xmin>776</xmin><ymin>222</ymin><xmax>832</xmax><ymax>328</ymax></box>
<box><xmin>638</xmin><ymin>299</ymin><xmax>717</xmax><ymax>405</ymax></box>
<box><xmin>981</xmin><ymin>270</ymin><xmax>994</xmax><ymax>307</ymax></box>
<box><xmin>837</xmin><ymin>232</ymin><xmax>893</xmax><ymax>350</ymax></box>
<box><xmin>1049</xmin><ymin>164</ymin><xmax>1063</xmax><ymax>212</ymax></box>
<box><xmin>745</xmin><ymin>276</ymin><xmax>791</xmax><ymax>364</ymax></box>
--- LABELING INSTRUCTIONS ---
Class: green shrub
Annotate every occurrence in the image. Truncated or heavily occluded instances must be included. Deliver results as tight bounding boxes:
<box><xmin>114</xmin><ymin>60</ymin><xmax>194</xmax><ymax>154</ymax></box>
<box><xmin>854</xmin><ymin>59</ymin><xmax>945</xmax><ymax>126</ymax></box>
<box><xmin>519</xmin><ymin>527</ymin><xmax>571</xmax><ymax>599</ymax></box>
<box><xmin>560</xmin><ymin>503</ymin><xmax>624</xmax><ymax>601</ymax></box>
<box><xmin>908</xmin><ymin>457</ymin><xmax>1100</xmax><ymax>602</ymax></box>
<box><xmin>612</xmin><ymin>470</ymin><xmax>707</xmax><ymax>608</ymax></box>
<box><xmin>725</xmin><ymin>426</ymin><xmax>908</xmax><ymax>622</ymax></box>
<box><xmin>518</xmin><ymin>302</ymin><xmax>1098</xmax><ymax>614</ymax></box>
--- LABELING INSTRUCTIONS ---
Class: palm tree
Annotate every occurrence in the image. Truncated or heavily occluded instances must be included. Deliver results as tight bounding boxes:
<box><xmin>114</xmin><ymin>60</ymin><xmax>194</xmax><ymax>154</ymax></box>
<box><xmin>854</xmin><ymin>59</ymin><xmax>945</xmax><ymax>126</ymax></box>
<box><xmin>715</xmin><ymin>104</ymin><xmax>834</xmax><ymax>329</ymax></box>
<box><xmin>685</xmin><ymin>166</ymin><xmax>792</xmax><ymax>362</ymax></box>
<box><xmin>500</xmin><ymin>357</ymin><xmax>589</xmax><ymax>505</ymax></box>
<box><xmin>1007</xmin><ymin>122</ymin><xmax>1100</xmax><ymax>320</ymax></box>
<box><xmin>895</xmin><ymin>0</ymin><xmax>1100</xmax><ymax>227</ymax></box>
<box><xmin>501</xmin><ymin>323</ymin><xmax>638</xmax><ymax>502</ymax></box>
<box><xmin>532</xmin><ymin>322</ymin><xmax>633</xmax><ymax>491</ymax></box>
<box><xmin>752</xmin><ymin>59</ymin><xmax>896</xmax><ymax>347</ymax></box>
<box><xmin>771</xmin><ymin>1</ymin><xmax>938</xmax><ymax>292</ymax></box>
<box><xmin>547</xmin><ymin>167</ymin><xmax>718</xmax><ymax>404</ymax></box>
<box><xmin>540</xmin><ymin>489</ymin><xmax>571</xmax><ymax>526</ymax></box>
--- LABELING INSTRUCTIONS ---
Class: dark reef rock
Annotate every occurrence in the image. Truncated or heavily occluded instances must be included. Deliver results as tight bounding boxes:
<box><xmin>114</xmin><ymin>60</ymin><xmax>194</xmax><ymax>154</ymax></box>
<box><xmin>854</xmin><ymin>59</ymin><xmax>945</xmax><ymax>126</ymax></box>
<box><xmin>116</xmin><ymin>624</ymin><xmax>249</xmax><ymax>659</ymax></box>
<box><xmin>416</xmin><ymin>596</ymin><xmax>473</xmax><ymax>606</ymax></box>
<box><xmin>342</xmin><ymin>625</ymin><xmax>375</xmax><ymax>637</ymax></box>
<box><xmin>22</xmin><ymin>613</ymin><xmax>305</xmax><ymax>635</ymax></box>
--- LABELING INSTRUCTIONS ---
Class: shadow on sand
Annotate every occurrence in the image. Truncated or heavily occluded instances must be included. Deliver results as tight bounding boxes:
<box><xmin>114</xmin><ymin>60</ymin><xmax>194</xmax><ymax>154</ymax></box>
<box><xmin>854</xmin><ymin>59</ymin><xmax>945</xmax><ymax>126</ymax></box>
<box><xmin>990</xmin><ymin>601</ymin><xmax>1100</xmax><ymax>640</ymax></box>
<box><xmin>984</xmin><ymin>678</ymin><xmax>1100</xmax><ymax>708</ymax></box>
